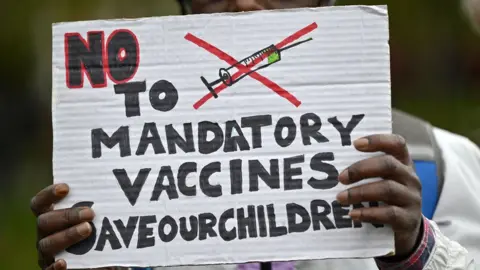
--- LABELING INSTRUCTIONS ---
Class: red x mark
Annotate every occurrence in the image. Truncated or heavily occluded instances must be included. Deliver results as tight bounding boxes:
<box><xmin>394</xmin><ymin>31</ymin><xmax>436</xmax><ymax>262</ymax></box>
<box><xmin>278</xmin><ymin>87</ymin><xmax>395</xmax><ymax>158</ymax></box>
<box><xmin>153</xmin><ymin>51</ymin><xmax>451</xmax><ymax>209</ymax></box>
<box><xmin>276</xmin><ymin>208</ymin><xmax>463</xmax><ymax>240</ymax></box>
<box><xmin>185</xmin><ymin>22</ymin><xmax>318</xmax><ymax>110</ymax></box>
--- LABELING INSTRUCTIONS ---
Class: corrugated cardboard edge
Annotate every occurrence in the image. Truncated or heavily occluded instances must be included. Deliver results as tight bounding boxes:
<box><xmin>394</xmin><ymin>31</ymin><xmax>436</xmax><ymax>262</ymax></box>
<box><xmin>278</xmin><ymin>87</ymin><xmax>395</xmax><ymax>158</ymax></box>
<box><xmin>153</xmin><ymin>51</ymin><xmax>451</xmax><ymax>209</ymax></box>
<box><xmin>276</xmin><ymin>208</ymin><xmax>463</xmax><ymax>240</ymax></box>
<box><xmin>50</xmin><ymin>5</ymin><xmax>388</xmax><ymax>26</ymax></box>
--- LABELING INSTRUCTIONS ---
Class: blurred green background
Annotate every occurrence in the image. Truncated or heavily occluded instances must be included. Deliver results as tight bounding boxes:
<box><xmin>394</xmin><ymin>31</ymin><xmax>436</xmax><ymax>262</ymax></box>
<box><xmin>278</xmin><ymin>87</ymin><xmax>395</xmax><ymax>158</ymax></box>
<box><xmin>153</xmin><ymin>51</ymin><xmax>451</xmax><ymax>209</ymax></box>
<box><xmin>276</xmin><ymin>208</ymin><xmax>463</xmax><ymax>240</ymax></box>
<box><xmin>1</xmin><ymin>0</ymin><xmax>479</xmax><ymax>269</ymax></box>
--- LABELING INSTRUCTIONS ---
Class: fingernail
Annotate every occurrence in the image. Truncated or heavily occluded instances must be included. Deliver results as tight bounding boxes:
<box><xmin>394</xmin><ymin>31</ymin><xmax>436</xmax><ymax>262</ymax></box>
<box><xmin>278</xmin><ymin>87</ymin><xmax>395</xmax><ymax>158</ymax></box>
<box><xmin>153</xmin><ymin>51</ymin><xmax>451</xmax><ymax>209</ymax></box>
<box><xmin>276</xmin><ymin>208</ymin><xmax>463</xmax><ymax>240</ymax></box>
<box><xmin>78</xmin><ymin>207</ymin><xmax>95</xmax><ymax>220</ymax></box>
<box><xmin>336</xmin><ymin>190</ymin><xmax>348</xmax><ymax>203</ymax></box>
<box><xmin>54</xmin><ymin>184</ymin><xmax>69</xmax><ymax>196</ymax></box>
<box><xmin>353</xmin><ymin>138</ymin><xmax>369</xmax><ymax>150</ymax></box>
<box><xmin>338</xmin><ymin>169</ymin><xmax>349</xmax><ymax>184</ymax></box>
<box><xmin>77</xmin><ymin>222</ymin><xmax>92</xmax><ymax>237</ymax></box>
<box><xmin>349</xmin><ymin>210</ymin><xmax>361</xmax><ymax>220</ymax></box>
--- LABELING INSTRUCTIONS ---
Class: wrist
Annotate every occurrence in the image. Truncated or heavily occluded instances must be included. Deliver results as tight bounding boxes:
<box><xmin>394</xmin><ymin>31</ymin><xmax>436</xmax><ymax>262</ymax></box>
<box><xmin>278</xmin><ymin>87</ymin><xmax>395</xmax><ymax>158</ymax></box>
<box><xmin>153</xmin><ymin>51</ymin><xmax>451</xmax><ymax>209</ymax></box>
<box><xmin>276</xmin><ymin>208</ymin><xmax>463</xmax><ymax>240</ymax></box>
<box><xmin>377</xmin><ymin>216</ymin><xmax>424</xmax><ymax>262</ymax></box>
<box><xmin>375</xmin><ymin>216</ymin><xmax>436</xmax><ymax>270</ymax></box>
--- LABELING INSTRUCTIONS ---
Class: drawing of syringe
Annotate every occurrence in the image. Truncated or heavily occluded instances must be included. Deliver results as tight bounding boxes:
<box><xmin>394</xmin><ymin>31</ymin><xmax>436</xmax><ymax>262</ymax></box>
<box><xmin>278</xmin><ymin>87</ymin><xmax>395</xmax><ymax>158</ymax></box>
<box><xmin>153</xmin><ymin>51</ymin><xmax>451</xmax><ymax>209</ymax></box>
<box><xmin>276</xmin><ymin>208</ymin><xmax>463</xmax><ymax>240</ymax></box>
<box><xmin>200</xmin><ymin>37</ymin><xmax>313</xmax><ymax>98</ymax></box>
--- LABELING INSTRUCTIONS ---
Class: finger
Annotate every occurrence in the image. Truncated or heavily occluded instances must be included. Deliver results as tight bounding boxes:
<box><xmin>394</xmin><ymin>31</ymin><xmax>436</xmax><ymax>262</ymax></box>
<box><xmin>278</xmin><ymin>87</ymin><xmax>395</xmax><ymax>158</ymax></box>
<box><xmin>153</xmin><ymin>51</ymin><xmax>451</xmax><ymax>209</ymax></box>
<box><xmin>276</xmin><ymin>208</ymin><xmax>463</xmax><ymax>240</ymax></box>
<box><xmin>339</xmin><ymin>155</ymin><xmax>416</xmax><ymax>186</ymax></box>
<box><xmin>44</xmin><ymin>259</ymin><xmax>67</xmax><ymax>270</ymax></box>
<box><xmin>38</xmin><ymin>207</ymin><xmax>95</xmax><ymax>235</ymax></box>
<box><xmin>336</xmin><ymin>180</ymin><xmax>420</xmax><ymax>207</ymax></box>
<box><xmin>31</xmin><ymin>184</ymin><xmax>69</xmax><ymax>217</ymax></box>
<box><xmin>353</xmin><ymin>134</ymin><xmax>411</xmax><ymax>165</ymax></box>
<box><xmin>37</xmin><ymin>250</ymin><xmax>54</xmax><ymax>269</ymax></box>
<box><xmin>38</xmin><ymin>222</ymin><xmax>92</xmax><ymax>257</ymax></box>
<box><xmin>349</xmin><ymin>205</ymin><xmax>412</xmax><ymax>230</ymax></box>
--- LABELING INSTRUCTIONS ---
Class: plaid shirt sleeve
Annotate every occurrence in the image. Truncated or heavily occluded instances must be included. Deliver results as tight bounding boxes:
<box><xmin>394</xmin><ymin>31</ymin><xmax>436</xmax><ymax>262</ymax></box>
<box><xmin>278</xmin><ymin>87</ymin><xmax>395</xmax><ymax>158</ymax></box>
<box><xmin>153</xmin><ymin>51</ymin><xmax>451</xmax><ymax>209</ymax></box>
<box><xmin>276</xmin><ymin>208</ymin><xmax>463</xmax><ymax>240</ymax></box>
<box><xmin>375</xmin><ymin>216</ymin><xmax>435</xmax><ymax>270</ymax></box>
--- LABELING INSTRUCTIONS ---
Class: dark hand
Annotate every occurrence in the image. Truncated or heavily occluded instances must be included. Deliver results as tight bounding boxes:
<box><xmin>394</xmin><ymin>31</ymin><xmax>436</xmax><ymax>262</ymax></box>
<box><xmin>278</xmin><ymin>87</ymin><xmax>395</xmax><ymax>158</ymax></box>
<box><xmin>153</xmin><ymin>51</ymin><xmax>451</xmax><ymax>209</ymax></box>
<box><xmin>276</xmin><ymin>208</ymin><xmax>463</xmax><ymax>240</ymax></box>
<box><xmin>30</xmin><ymin>183</ymin><xmax>95</xmax><ymax>270</ymax></box>
<box><xmin>336</xmin><ymin>134</ymin><xmax>423</xmax><ymax>257</ymax></box>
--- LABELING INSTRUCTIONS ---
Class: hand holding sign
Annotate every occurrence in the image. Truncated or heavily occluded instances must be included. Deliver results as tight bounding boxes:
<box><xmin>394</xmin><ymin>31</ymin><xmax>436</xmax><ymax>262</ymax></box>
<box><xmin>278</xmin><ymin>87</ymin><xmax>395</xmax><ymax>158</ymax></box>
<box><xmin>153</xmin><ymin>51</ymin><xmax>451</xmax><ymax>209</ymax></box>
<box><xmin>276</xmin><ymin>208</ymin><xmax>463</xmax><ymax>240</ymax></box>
<box><xmin>31</xmin><ymin>184</ymin><xmax>123</xmax><ymax>270</ymax></box>
<box><xmin>31</xmin><ymin>184</ymin><xmax>95</xmax><ymax>270</ymax></box>
<box><xmin>336</xmin><ymin>134</ymin><xmax>423</xmax><ymax>258</ymax></box>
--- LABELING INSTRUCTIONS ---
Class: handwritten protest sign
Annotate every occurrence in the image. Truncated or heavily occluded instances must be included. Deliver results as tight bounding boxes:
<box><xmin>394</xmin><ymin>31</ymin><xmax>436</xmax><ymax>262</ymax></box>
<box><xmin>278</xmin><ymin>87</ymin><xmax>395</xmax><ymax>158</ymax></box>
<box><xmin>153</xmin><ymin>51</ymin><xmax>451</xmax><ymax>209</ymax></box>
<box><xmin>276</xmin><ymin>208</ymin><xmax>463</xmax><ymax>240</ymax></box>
<box><xmin>52</xmin><ymin>5</ymin><xmax>393</xmax><ymax>269</ymax></box>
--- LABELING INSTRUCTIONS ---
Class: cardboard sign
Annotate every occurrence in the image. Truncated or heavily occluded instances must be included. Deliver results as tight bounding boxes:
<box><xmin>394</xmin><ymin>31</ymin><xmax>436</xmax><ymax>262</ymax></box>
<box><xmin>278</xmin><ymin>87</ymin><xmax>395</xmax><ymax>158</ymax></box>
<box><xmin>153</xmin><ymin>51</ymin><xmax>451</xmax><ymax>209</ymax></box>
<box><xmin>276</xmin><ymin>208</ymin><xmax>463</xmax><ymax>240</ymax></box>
<box><xmin>52</xmin><ymin>5</ymin><xmax>393</xmax><ymax>269</ymax></box>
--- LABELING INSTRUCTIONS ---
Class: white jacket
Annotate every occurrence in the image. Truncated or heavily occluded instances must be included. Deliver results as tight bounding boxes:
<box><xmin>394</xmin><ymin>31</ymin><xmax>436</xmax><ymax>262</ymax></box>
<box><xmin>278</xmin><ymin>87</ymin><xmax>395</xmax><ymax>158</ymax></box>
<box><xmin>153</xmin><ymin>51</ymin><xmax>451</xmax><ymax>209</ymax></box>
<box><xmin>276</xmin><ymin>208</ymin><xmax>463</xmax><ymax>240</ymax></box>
<box><xmin>430</xmin><ymin>128</ymin><xmax>480</xmax><ymax>264</ymax></box>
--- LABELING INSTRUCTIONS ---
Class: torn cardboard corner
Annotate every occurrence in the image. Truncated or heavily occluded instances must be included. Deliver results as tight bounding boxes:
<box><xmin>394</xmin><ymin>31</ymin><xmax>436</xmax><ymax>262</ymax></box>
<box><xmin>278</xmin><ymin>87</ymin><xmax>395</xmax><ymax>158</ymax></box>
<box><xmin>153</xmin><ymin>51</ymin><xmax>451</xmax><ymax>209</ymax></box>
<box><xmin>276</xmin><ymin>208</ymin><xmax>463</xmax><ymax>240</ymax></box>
<box><xmin>52</xmin><ymin>5</ymin><xmax>393</xmax><ymax>269</ymax></box>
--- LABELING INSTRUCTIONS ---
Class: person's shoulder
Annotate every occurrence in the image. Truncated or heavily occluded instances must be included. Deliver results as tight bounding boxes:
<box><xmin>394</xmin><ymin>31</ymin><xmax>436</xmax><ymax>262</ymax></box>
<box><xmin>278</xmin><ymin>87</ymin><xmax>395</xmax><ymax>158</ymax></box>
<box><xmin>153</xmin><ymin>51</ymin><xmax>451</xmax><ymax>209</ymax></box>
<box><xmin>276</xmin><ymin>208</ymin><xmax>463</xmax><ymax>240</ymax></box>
<box><xmin>432</xmin><ymin>127</ymin><xmax>480</xmax><ymax>160</ymax></box>
<box><xmin>431</xmin><ymin>126</ymin><xmax>480</xmax><ymax>186</ymax></box>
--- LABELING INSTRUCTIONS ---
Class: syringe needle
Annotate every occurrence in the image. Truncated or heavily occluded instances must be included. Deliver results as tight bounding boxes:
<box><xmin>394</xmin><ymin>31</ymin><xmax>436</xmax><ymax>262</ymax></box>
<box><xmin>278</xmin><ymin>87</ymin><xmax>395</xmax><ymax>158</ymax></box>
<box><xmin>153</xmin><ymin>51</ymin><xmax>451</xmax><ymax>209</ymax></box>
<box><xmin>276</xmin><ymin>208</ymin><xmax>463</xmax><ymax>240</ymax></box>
<box><xmin>279</xmin><ymin>37</ymin><xmax>313</xmax><ymax>52</ymax></box>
